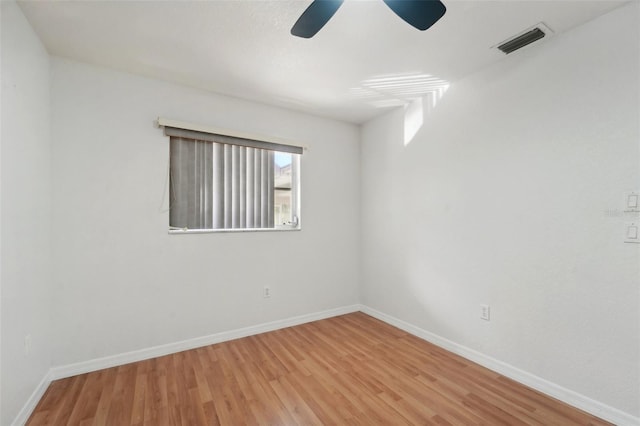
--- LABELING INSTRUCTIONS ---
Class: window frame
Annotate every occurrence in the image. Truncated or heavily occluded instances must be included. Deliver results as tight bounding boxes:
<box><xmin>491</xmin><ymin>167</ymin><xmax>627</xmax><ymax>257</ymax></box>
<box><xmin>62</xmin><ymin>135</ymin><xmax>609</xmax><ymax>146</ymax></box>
<box><xmin>161</xmin><ymin>120</ymin><xmax>303</xmax><ymax>234</ymax></box>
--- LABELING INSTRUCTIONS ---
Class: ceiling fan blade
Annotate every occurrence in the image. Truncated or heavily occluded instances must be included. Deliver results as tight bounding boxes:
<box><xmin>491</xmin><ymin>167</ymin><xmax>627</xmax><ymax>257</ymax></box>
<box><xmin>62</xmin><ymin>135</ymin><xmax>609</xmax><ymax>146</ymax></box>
<box><xmin>291</xmin><ymin>0</ymin><xmax>344</xmax><ymax>38</ymax></box>
<box><xmin>383</xmin><ymin>0</ymin><xmax>446</xmax><ymax>31</ymax></box>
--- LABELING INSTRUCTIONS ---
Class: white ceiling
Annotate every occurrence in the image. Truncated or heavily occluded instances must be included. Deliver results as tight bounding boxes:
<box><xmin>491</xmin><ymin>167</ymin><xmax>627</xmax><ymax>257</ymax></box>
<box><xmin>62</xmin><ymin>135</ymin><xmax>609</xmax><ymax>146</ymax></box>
<box><xmin>18</xmin><ymin>0</ymin><xmax>627</xmax><ymax>124</ymax></box>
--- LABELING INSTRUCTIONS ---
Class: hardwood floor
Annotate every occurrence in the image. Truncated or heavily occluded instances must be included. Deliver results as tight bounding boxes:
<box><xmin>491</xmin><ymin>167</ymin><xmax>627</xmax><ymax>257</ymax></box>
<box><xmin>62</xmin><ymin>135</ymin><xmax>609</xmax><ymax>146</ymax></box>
<box><xmin>27</xmin><ymin>312</ymin><xmax>611</xmax><ymax>425</ymax></box>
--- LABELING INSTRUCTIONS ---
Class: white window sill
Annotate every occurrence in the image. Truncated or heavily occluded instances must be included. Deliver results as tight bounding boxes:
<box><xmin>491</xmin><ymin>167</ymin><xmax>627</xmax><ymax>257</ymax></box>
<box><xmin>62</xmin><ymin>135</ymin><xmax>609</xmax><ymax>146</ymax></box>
<box><xmin>169</xmin><ymin>227</ymin><xmax>301</xmax><ymax>235</ymax></box>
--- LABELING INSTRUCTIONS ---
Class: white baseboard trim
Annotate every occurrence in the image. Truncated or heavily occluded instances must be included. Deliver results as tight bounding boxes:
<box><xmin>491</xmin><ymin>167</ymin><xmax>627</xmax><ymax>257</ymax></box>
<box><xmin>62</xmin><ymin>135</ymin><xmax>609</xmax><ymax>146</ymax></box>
<box><xmin>14</xmin><ymin>304</ymin><xmax>638</xmax><ymax>426</ymax></box>
<box><xmin>14</xmin><ymin>304</ymin><xmax>359</xmax><ymax>425</ymax></box>
<box><xmin>360</xmin><ymin>305</ymin><xmax>640</xmax><ymax>426</ymax></box>
<box><xmin>11</xmin><ymin>371</ymin><xmax>53</xmax><ymax>426</ymax></box>
<box><xmin>50</xmin><ymin>304</ymin><xmax>360</xmax><ymax>380</ymax></box>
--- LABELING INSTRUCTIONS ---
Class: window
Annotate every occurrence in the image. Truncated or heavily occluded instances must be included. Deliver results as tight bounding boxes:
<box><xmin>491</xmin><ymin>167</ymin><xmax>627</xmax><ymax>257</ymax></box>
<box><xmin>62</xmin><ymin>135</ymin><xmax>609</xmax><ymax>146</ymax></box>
<box><xmin>165</xmin><ymin>126</ymin><xmax>301</xmax><ymax>232</ymax></box>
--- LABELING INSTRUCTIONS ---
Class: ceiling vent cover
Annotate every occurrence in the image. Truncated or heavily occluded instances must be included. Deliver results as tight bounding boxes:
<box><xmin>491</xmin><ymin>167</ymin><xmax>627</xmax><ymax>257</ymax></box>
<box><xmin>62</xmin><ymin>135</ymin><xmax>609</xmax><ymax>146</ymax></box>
<box><xmin>496</xmin><ymin>24</ymin><xmax>552</xmax><ymax>54</ymax></box>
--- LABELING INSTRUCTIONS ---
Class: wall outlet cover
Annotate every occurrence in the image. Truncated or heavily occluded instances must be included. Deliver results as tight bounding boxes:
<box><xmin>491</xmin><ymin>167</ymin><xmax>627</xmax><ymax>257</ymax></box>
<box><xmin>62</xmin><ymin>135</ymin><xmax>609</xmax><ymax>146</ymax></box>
<box><xmin>481</xmin><ymin>305</ymin><xmax>491</xmax><ymax>321</ymax></box>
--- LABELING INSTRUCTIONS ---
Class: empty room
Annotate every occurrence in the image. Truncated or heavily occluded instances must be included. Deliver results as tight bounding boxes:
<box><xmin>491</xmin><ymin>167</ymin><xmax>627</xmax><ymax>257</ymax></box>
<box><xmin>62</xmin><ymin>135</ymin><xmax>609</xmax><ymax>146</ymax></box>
<box><xmin>1</xmin><ymin>0</ymin><xmax>639</xmax><ymax>425</ymax></box>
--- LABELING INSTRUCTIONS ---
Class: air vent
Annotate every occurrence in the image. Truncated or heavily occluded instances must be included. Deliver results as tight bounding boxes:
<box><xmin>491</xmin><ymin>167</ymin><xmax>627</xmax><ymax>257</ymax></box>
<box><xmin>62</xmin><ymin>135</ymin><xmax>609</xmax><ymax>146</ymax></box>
<box><xmin>495</xmin><ymin>24</ymin><xmax>553</xmax><ymax>54</ymax></box>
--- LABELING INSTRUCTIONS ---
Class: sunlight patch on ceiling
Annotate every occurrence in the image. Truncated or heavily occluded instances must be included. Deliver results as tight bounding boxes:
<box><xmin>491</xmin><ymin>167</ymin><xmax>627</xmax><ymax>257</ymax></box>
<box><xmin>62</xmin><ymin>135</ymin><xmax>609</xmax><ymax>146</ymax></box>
<box><xmin>349</xmin><ymin>73</ymin><xmax>451</xmax><ymax>146</ymax></box>
<box><xmin>350</xmin><ymin>73</ymin><xmax>450</xmax><ymax>109</ymax></box>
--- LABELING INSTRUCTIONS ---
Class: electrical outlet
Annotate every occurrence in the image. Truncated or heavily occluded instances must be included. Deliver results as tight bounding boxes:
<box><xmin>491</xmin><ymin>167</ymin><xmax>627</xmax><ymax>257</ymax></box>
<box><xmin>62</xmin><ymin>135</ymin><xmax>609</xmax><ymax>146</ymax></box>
<box><xmin>24</xmin><ymin>334</ymin><xmax>32</xmax><ymax>356</ymax></box>
<box><xmin>263</xmin><ymin>286</ymin><xmax>271</xmax><ymax>298</ymax></box>
<box><xmin>625</xmin><ymin>222</ymin><xmax>639</xmax><ymax>243</ymax></box>
<box><xmin>480</xmin><ymin>305</ymin><xmax>490</xmax><ymax>321</ymax></box>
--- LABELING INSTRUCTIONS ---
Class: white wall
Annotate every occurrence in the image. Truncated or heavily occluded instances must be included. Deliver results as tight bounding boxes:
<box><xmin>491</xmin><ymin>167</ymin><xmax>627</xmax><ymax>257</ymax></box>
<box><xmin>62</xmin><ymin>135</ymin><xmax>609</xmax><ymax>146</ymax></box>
<box><xmin>1</xmin><ymin>1</ymin><xmax>53</xmax><ymax>424</ymax></box>
<box><xmin>50</xmin><ymin>58</ymin><xmax>360</xmax><ymax>366</ymax></box>
<box><xmin>361</xmin><ymin>2</ymin><xmax>639</xmax><ymax>418</ymax></box>
<box><xmin>4</xmin><ymin>1</ymin><xmax>638</xmax><ymax>423</ymax></box>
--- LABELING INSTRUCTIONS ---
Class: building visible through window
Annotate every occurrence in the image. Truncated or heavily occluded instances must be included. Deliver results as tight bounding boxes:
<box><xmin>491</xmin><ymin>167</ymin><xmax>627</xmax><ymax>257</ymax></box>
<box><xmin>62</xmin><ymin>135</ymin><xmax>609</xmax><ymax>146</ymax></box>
<box><xmin>275</xmin><ymin>152</ymin><xmax>295</xmax><ymax>226</ymax></box>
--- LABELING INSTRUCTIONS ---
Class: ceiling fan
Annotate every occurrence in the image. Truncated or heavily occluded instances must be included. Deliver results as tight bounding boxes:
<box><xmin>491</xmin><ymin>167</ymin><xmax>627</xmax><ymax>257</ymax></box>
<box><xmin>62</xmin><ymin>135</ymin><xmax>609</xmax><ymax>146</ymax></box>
<box><xmin>291</xmin><ymin>0</ymin><xmax>447</xmax><ymax>38</ymax></box>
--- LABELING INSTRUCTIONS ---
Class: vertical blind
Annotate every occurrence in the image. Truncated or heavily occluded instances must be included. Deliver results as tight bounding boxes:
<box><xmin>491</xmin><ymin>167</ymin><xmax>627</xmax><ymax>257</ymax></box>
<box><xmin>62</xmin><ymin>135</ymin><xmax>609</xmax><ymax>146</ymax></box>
<box><xmin>165</xmin><ymin>126</ymin><xmax>302</xmax><ymax>230</ymax></box>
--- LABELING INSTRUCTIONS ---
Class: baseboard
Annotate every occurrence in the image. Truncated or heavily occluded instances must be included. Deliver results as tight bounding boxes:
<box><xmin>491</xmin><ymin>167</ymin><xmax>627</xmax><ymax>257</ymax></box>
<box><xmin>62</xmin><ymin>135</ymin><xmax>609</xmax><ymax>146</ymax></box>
<box><xmin>14</xmin><ymin>304</ymin><xmax>359</xmax><ymax>425</ymax></box>
<box><xmin>11</xmin><ymin>371</ymin><xmax>53</xmax><ymax>426</ymax></box>
<box><xmin>14</xmin><ymin>304</ymin><xmax>638</xmax><ymax>426</ymax></box>
<box><xmin>50</xmin><ymin>304</ymin><xmax>360</xmax><ymax>380</ymax></box>
<box><xmin>360</xmin><ymin>305</ymin><xmax>640</xmax><ymax>426</ymax></box>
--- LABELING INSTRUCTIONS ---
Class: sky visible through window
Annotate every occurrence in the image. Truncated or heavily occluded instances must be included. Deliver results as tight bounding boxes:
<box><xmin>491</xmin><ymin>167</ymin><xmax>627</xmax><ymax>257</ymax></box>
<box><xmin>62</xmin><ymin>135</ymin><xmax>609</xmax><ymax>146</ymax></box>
<box><xmin>275</xmin><ymin>152</ymin><xmax>292</xmax><ymax>167</ymax></box>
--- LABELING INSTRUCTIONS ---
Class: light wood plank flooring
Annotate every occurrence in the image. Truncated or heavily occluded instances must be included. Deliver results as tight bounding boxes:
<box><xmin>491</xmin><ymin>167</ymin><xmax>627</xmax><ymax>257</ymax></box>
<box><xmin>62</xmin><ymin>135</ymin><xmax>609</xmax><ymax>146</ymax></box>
<box><xmin>27</xmin><ymin>312</ymin><xmax>611</xmax><ymax>425</ymax></box>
